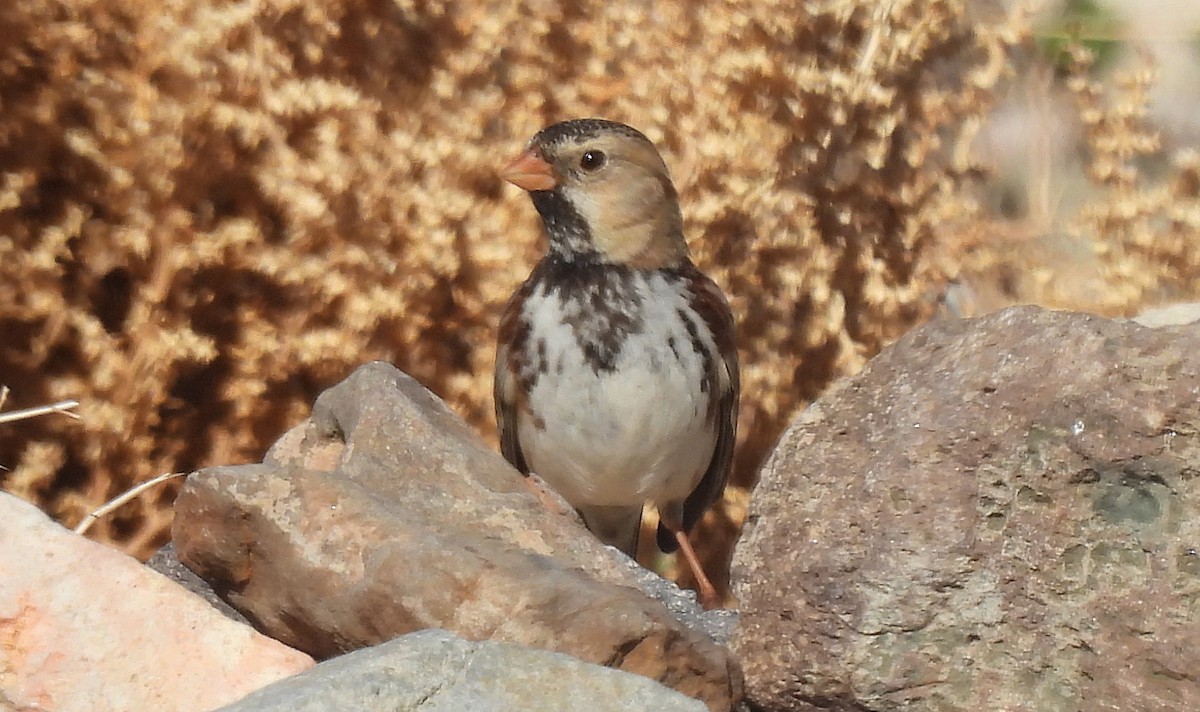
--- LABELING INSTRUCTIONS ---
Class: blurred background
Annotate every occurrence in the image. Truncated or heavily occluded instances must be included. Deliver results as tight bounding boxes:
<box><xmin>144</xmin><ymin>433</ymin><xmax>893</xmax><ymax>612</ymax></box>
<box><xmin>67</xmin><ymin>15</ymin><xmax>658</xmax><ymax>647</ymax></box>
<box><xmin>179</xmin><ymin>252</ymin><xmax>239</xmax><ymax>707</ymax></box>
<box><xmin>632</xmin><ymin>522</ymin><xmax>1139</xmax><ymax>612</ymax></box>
<box><xmin>1</xmin><ymin>0</ymin><xmax>1197</xmax><ymax>600</ymax></box>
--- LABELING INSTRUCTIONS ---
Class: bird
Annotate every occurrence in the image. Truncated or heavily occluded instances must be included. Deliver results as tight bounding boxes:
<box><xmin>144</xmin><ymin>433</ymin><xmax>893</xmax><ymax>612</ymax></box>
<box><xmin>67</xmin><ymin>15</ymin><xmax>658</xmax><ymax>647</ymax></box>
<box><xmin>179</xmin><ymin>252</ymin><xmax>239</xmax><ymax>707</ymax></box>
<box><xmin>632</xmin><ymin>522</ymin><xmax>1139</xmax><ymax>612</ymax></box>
<box><xmin>493</xmin><ymin>118</ymin><xmax>739</xmax><ymax>608</ymax></box>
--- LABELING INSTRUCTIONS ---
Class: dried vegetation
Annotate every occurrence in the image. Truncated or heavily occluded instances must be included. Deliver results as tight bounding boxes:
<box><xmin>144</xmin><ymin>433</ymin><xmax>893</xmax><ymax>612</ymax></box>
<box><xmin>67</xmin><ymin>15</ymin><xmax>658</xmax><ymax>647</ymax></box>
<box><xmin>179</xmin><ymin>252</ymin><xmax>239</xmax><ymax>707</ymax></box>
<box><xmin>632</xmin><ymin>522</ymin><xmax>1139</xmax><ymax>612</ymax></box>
<box><xmin>1</xmin><ymin>0</ymin><xmax>1196</xmax><ymax>593</ymax></box>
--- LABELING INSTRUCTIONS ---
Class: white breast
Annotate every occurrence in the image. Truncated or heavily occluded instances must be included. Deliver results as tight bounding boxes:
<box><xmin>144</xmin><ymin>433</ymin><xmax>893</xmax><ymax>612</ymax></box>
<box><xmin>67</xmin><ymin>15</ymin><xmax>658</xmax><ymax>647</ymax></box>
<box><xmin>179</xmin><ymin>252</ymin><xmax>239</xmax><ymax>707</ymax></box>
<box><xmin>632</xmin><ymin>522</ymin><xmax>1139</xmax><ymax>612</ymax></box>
<box><xmin>517</xmin><ymin>273</ymin><xmax>718</xmax><ymax>509</ymax></box>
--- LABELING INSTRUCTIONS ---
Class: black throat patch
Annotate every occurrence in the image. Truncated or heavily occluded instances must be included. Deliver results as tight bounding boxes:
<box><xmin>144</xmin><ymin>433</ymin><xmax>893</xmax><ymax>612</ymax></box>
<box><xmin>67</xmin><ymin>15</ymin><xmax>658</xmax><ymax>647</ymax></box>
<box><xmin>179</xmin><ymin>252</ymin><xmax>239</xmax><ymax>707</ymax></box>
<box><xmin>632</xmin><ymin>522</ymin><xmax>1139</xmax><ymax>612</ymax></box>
<box><xmin>530</xmin><ymin>189</ymin><xmax>596</xmax><ymax>259</ymax></box>
<box><xmin>532</xmin><ymin>256</ymin><xmax>645</xmax><ymax>374</ymax></box>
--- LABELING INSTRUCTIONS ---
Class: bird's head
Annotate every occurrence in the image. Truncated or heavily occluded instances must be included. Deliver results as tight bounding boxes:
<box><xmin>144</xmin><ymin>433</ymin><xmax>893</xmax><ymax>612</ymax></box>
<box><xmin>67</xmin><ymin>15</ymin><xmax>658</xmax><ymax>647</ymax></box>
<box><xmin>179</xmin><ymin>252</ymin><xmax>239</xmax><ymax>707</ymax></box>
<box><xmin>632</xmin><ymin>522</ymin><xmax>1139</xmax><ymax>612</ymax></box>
<box><xmin>500</xmin><ymin>119</ymin><xmax>688</xmax><ymax>269</ymax></box>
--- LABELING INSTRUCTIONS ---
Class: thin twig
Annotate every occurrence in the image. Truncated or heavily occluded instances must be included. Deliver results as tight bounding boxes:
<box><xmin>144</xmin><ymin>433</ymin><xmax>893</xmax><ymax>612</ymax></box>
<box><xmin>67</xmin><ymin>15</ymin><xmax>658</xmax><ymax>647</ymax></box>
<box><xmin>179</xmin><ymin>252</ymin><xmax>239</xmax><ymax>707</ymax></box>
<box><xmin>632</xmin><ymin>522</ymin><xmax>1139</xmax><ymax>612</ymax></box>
<box><xmin>0</xmin><ymin>399</ymin><xmax>81</xmax><ymax>425</ymax></box>
<box><xmin>74</xmin><ymin>472</ymin><xmax>188</xmax><ymax>536</ymax></box>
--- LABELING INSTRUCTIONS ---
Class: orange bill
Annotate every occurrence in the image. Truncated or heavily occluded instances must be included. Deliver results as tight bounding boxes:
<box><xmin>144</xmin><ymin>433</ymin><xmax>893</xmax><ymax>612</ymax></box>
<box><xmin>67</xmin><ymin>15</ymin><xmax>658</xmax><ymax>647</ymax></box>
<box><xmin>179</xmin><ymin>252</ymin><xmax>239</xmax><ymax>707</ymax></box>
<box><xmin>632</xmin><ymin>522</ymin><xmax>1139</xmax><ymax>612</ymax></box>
<box><xmin>500</xmin><ymin>149</ymin><xmax>557</xmax><ymax>192</ymax></box>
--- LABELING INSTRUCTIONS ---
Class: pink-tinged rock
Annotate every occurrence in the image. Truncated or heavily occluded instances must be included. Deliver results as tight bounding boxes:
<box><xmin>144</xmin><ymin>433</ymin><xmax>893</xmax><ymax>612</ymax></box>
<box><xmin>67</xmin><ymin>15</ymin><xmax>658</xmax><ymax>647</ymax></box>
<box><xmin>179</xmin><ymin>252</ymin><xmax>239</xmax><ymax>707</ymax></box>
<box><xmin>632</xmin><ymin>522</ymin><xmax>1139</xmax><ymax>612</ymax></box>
<box><xmin>0</xmin><ymin>492</ymin><xmax>313</xmax><ymax>712</ymax></box>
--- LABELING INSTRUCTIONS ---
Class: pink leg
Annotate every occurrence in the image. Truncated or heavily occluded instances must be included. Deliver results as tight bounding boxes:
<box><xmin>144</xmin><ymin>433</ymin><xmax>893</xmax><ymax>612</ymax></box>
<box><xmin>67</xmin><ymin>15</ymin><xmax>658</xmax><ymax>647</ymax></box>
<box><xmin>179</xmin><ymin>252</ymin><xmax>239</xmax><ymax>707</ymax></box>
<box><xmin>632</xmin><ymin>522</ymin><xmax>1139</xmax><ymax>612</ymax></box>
<box><xmin>670</xmin><ymin>527</ymin><xmax>720</xmax><ymax>609</ymax></box>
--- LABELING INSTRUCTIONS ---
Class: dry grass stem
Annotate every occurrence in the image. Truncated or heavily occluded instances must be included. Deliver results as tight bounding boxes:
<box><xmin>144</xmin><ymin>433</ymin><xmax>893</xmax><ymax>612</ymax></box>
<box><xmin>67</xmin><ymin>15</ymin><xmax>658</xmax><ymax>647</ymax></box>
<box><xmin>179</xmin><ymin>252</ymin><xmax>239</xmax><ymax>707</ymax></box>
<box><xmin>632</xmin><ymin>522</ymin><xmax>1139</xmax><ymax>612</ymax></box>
<box><xmin>73</xmin><ymin>472</ymin><xmax>188</xmax><ymax>536</ymax></box>
<box><xmin>0</xmin><ymin>395</ymin><xmax>81</xmax><ymax>425</ymax></box>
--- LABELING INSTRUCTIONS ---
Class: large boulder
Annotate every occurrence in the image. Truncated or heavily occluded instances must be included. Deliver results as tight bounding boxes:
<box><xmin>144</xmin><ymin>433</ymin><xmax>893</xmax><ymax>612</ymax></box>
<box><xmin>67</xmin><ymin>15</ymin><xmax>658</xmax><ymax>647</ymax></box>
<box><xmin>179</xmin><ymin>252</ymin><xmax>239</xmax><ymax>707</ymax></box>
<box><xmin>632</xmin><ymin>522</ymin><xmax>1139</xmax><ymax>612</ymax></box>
<box><xmin>732</xmin><ymin>306</ymin><xmax>1200</xmax><ymax>711</ymax></box>
<box><xmin>173</xmin><ymin>361</ymin><xmax>741</xmax><ymax>712</ymax></box>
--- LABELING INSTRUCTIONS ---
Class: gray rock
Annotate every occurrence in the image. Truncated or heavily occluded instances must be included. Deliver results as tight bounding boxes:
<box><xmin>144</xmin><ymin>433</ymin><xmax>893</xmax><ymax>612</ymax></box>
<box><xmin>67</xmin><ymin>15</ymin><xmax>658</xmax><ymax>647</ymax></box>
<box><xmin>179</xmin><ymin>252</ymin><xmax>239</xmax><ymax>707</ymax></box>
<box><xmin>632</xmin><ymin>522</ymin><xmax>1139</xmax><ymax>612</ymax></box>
<box><xmin>219</xmin><ymin>629</ymin><xmax>707</xmax><ymax>712</ymax></box>
<box><xmin>732</xmin><ymin>306</ymin><xmax>1200</xmax><ymax>711</ymax></box>
<box><xmin>614</xmin><ymin>552</ymin><xmax>739</xmax><ymax>645</ymax></box>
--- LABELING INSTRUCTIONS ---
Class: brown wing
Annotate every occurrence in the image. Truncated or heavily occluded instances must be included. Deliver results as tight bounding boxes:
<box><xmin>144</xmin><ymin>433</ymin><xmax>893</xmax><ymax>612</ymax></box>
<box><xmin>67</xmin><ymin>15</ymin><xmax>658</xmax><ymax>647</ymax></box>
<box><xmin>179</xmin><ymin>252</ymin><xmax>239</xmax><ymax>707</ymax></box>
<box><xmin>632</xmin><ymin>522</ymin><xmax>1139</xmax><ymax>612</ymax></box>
<box><xmin>658</xmin><ymin>263</ymin><xmax>740</xmax><ymax>551</ymax></box>
<box><xmin>494</xmin><ymin>275</ymin><xmax>538</xmax><ymax>475</ymax></box>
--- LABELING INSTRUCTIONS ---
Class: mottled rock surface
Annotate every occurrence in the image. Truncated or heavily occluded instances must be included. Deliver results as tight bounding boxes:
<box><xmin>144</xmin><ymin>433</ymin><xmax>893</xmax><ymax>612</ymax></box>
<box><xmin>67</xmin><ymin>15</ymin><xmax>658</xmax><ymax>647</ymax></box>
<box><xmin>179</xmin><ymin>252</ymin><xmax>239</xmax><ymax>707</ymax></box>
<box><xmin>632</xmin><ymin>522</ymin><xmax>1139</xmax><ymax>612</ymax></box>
<box><xmin>0</xmin><ymin>493</ymin><xmax>312</xmax><ymax>712</ymax></box>
<box><xmin>218</xmin><ymin>628</ymin><xmax>707</xmax><ymax>711</ymax></box>
<box><xmin>148</xmin><ymin>540</ymin><xmax>738</xmax><ymax>645</ymax></box>
<box><xmin>732</xmin><ymin>306</ymin><xmax>1200</xmax><ymax>711</ymax></box>
<box><xmin>173</xmin><ymin>361</ymin><xmax>741</xmax><ymax>712</ymax></box>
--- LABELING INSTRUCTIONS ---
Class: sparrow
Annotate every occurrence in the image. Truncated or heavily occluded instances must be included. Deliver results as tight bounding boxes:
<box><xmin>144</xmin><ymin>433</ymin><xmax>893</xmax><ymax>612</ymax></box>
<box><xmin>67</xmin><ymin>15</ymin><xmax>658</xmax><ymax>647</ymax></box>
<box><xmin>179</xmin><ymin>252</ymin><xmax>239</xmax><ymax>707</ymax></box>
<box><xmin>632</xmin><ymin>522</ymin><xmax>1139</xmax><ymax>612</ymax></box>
<box><xmin>493</xmin><ymin>118</ymin><xmax>739</xmax><ymax>607</ymax></box>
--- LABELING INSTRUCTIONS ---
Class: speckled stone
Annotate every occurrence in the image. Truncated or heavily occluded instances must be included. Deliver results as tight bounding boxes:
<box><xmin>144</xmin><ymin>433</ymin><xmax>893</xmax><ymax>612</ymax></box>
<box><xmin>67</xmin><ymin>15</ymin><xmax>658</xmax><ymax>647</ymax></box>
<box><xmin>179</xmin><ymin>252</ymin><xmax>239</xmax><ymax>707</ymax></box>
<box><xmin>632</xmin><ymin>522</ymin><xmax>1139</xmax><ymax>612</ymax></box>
<box><xmin>733</xmin><ymin>306</ymin><xmax>1200</xmax><ymax>712</ymax></box>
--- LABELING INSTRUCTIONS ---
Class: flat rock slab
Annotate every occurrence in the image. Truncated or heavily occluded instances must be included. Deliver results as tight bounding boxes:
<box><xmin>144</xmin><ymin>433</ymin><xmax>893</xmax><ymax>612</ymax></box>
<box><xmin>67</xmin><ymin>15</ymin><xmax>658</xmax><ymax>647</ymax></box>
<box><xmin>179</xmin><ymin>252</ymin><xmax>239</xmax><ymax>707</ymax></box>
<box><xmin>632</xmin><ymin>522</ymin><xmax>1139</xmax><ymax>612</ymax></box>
<box><xmin>173</xmin><ymin>361</ymin><xmax>741</xmax><ymax>712</ymax></box>
<box><xmin>732</xmin><ymin>306</ymin><xmax>1200</xmax><ymax>711</ymax></box>
<box><xmin>218</xmin><ymin>628</ymin><xmax>707</xmax><ymax>711</ymax></box>
<box><xmin>0</xmin><ymin>493</ymin><xmax>312</xmax><ymax>712</ymax></box>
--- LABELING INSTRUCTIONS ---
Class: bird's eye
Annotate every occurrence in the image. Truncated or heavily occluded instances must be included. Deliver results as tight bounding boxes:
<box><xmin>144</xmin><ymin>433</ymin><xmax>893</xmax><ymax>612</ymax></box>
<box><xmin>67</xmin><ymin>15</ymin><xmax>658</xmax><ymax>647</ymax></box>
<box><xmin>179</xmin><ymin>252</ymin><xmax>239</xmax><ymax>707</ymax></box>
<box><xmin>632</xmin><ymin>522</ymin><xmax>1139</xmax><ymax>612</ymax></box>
<box><xmin>579</xmin><ymin>150</ymin><xmax>607</xmax><ymax>171</ymax></box>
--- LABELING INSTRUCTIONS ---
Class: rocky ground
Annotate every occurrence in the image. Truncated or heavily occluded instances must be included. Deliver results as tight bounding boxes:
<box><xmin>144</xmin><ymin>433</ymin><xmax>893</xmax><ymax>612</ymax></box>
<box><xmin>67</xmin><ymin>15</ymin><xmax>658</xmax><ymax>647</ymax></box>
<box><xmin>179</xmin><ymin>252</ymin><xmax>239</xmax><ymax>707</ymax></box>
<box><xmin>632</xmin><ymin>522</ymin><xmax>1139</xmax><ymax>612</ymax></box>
<box><xmin>2</xmin><ymin>304</ymin><xmax>1198</xmax><ymax>711</ymax></box>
